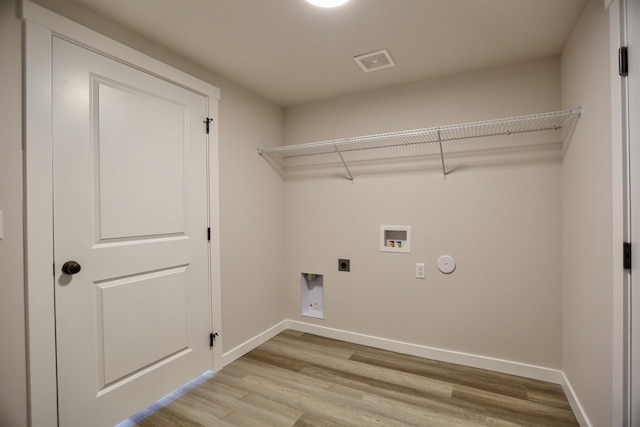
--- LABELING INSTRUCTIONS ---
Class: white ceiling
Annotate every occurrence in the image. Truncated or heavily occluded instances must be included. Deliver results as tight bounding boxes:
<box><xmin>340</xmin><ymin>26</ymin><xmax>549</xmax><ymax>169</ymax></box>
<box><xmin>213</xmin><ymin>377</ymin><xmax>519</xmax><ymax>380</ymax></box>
<box><xmin>68</xmin><ymin>0</ymin><xmax>587</xmax><ymax>107</ymax></box>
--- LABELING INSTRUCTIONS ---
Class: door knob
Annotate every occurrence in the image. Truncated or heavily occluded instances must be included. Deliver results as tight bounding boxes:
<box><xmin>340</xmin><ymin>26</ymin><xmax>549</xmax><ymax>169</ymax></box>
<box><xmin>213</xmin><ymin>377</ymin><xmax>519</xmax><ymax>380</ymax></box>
<box><xmin>61</xmin><ymin>261</ymin><xmax>82</xmax><ymax>275</ymax></box>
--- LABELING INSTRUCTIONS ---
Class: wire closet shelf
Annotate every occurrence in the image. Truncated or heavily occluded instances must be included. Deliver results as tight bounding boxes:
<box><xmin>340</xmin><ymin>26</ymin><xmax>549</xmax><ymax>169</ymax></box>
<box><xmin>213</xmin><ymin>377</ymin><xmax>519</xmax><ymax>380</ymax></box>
<box><xmin>257</xmin><ymin>108</ymin><xmax>582</xmax><ymax>179</ymax></box>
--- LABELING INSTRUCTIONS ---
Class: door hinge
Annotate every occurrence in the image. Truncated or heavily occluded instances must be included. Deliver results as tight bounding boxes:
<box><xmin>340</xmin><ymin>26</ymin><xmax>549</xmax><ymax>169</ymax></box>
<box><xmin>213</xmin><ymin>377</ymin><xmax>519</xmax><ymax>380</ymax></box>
<box><xmin>209</xmin><ymin>332</ymin><xmax>219</xmax><ymax>348</ymax></box>
<box><xmin>624</xmin><ymin>242</ymin><xmax>632</xmax><ymax>270</ymax></box>
<box><xmin>204</xmin><ymin>117</ymin><xmax>213</xmax><ymax>134</ymax></box>
<box><xmin>619</xmin><ymin>47</ymin><xmax>628</xmax><ymax>77</ymax></box>
<box><xmin>207</xmin><ymin>227</ymin><xmax>211</xmax><ymax>241</ymax></box>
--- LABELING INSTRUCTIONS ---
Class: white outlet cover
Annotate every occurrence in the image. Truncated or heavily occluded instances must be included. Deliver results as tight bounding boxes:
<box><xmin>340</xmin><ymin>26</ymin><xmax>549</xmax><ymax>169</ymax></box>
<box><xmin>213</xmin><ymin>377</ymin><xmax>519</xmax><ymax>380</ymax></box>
<box><xmin>415</xmin><ymin>263</ymin><xmax>425</xmax><ymax>279</ymax></box>
<box><xmin>437</xmin><ymin>255</ymin><xmax>456</xmax><ymax>274</ymax></box>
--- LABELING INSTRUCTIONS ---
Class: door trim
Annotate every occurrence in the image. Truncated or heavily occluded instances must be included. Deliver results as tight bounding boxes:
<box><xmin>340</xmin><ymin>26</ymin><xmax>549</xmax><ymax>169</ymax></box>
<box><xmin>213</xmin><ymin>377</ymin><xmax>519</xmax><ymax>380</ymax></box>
<box><xmin>22</xmin><ymin>2</ymin><xmax>222</xmax><ymax>425</ymax></box>
<box><xmin>610</xmin><ymin>0</ymin><xmax>631</xmax><ymax>425</ymax></box>
<box><xmin>624</xmin><ymin>0</ymin><xmax>640</xmax><ymax>424</ymax></box>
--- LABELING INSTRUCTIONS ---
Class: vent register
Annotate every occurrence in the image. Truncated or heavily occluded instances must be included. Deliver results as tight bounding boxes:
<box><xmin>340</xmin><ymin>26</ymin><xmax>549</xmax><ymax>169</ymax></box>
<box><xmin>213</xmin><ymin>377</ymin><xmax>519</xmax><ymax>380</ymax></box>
<box><xmin>354</xmin><ymin>49</ymin><xmax>396</xmax><ymax>72</ymax></box>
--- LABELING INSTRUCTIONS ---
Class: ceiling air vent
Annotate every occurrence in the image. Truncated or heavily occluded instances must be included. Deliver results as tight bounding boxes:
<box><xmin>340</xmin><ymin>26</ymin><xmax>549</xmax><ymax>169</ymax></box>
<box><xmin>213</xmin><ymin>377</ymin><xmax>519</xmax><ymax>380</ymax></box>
<box><xmin>353</xmin><ymin>49</ymin><xmax>395</xmax><ymax>73</ymax></box>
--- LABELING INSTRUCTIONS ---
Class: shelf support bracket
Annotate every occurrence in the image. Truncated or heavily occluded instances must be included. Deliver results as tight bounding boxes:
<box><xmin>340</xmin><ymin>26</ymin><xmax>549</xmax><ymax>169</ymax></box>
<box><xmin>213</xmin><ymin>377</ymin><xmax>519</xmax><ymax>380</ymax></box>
<box><xmin>437</xmin><ymin>130</ymin><xmax>448</xmax><ymax>176</ymax></box>
<box><xmin>334</xmin><ymin>145</ymin><xmax>354</xmax><ymax>181</ymax></box>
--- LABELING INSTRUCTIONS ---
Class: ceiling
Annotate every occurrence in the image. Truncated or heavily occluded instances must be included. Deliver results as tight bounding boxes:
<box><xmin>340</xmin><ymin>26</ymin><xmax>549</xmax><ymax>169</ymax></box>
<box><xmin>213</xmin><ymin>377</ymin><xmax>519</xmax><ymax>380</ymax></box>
<box><xmin>63</xmin><ymin>0</ymin><xmax>586</xmax><ymax>107</ymax></box>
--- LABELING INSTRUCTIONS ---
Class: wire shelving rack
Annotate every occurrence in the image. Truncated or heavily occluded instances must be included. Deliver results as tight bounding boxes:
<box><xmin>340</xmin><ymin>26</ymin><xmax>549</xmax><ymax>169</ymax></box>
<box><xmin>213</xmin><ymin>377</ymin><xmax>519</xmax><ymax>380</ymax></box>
<box><xmin>257</xmin><ymin>108</ymin><xmax>582</xmax><ymax>179</ymax></box>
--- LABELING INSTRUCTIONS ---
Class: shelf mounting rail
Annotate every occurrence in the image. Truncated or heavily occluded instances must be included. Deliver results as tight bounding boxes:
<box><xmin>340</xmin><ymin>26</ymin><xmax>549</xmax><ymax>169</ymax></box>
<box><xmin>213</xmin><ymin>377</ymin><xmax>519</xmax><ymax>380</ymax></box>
<box><xmin>257</xmin><ymin>108</ymin><xmax>582</xmax><ymax>178</ymax></box>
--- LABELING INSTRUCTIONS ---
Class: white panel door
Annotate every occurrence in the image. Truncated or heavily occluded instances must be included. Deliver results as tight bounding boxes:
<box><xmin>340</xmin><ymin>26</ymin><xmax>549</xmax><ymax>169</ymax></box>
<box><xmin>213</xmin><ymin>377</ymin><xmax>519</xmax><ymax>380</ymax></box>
<box><xmin>53</xmin><ymin>37</ymin><xmax>211</xmax><ymax>427</ymax></box>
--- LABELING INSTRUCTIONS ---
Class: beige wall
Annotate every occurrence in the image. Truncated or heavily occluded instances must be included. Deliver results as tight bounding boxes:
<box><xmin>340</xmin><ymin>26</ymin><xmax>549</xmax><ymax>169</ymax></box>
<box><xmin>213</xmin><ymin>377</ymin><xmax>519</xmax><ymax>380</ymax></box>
<box><xmin>285</xmin><ymin>59</ymin><xmax>561</xmax><ymax>143</ymax></box>
<box><xmin>0</xmin><ymin>1</ymin><xmax>28</xmax><ymax>425</ymax></box>
<box><xmin>217</xmin><ymin>80</ymin><xmax>286</xmax><ymax>351</ymax></box>
<box><xmin>560</xmin><ymin>1</ymin><xmax>613</xmax><ymax>425</ymax></box>
<box><xmin>27</xmin><ymin>0</ymin><xmax>287</xmax><ymax>355</ymax></box>
<box><xmin>283</xmin><ymin>58</ymin><xmax>564</xmax><ymax>368</ymax></box>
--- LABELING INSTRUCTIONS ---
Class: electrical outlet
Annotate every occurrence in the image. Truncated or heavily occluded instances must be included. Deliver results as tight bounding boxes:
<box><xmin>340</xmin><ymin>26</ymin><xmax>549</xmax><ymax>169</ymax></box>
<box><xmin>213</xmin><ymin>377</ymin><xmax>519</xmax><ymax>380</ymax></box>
<box><xmin>416</xmin><ymin>263</ymin><xmax>425</xmax><ymax>279</ymax></box>
<box><xmin>338</xmin><ymin>258</ymin><xmax>350</xmax><ymax>272</ymax></box>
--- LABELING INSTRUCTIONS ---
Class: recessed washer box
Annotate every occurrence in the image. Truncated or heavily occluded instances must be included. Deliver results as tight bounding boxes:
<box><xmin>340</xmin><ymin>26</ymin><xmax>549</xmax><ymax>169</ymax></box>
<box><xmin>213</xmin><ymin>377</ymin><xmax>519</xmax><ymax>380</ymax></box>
<box><xmin>380</xmin><ymin>225</ymin><xmax>411</xmax><ymax>253</ymax></box>
<box><xmin>301</xmin><ymin>273</ymin><xmax>324</xmax><ymax>319</ymax></box>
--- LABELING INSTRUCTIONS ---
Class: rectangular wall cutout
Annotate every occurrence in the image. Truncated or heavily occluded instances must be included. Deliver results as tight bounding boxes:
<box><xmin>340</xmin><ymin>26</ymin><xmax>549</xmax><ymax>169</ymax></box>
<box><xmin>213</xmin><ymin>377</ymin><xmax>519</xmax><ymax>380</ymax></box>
<box><xmin>380</xmin><ymin>225</ymin><xmax>411</xmax><ymax>253</ymax></box>
<box><xmin>301</xmin><ymin>273</ymin><xmax>324</xmax><ymax>319</ymax></box>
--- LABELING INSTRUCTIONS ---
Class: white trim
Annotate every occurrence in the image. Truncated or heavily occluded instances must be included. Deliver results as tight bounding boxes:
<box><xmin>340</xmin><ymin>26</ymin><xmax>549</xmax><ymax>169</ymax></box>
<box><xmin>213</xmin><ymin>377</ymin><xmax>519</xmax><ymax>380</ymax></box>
<box><xmin>21</xmin><ymin>1</ymin><xmax>219</xmax><ymax>100</ymax></box>
<box><xmin>22</xmin><ymin>2</ymin><xmax>221</xmax><ymax>425</ymax></box>
<box><xmin>222</xmin><ymin>320</ymin><xmax>565</xmax><ymax>384</ymax></box>
<box><xmin>285</xmin><ymin>320</ymin><xmax>564</xmax><ymax>384</ymax></box>
<box><xmin>222</xmin><ymin>319</ymin><xmax>565</xmax><ymax>384</ymax></box>
<box><xmin>221</xmin><ymin>321</ymin><xmax>289</xmax><ymax>367</ymax></box>
<box><xmin>610</xmin><ymin>0</ymin><xmax>630</xmax><ymax>425</ymax></box>
<box><xmin>220</xmin><ymin>320</ymin><xmax>591</xmax><ymax>424</ymax></box>
<box><xmin>208</xmin><ymin>97</ymin><xmax>223</xmax><ymax>373</ymax></box>
<box><xmin>23</xmin><ymin>19</ymin><xmax>57</xmax><ymax>427</ymax></box>
<box><xmin>561</xmin><ymin>372</ymin><xmax>593</xmax><ymax>427</ymax></box>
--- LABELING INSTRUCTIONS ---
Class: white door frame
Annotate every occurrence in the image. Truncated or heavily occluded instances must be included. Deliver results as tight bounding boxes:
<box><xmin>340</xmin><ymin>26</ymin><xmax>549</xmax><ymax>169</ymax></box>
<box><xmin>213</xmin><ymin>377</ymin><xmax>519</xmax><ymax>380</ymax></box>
<box><xmin>22</xmin><ymin>2</ymin><xmax>222</xmax><ymax>425</ymax></box>
<box><xmin>610</xmin><ymin>0</ymin><xmax>633</xmax><ymax>425</ymax></box>
<box><xmin>626</xmin><ymin>0</ymin><xmax>640</xmax><ymax>424</ymax></box>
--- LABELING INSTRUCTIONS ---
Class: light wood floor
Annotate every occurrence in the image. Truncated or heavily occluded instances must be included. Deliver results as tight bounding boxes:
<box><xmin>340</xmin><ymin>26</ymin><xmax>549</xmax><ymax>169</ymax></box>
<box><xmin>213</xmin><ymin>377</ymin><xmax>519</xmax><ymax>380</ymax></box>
<box><xmin>136</xmin><ymin>330</ymin><xmax>579</xmax><ymax>426</ymax></box>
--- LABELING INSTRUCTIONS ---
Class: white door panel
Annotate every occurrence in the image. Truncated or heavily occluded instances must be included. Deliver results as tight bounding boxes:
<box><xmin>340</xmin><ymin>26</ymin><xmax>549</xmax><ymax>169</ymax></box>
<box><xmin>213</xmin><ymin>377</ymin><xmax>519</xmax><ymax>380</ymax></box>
<box><xmin>96</xmin><ymin>81</ymin><xmax>187</xmax><ymax>239</ymax></box>
<box><xmin>53</xmin><ymin>37</ymin><xmax>211</xmax><ymax>427</ymax></box>
<box><xmin>97</xmin><ymin>266</ymin><xmax>189</xmax><ymax>385</ymax></box>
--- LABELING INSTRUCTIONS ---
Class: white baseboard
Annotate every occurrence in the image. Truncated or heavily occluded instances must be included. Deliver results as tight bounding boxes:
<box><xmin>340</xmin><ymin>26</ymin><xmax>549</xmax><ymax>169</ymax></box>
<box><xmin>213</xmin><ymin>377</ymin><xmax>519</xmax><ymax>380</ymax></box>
<box><xmin>221</xmin><ymin>320</ymin><xmax>289</xmax><ymax>368</ymax></box>
<box><xmin>219</xmin><ymin>319</ymin><xmax>589</xmax><ymax>425</ymax></box>
<box><xmin>285</xmin><ymin>320</ymin><xmax>564</xmax><ymax>384</ymax></box>
<box><xmin>560</xmin><ymin>372</ymin><xmax>592</xmax><ymax>427</ymax></box>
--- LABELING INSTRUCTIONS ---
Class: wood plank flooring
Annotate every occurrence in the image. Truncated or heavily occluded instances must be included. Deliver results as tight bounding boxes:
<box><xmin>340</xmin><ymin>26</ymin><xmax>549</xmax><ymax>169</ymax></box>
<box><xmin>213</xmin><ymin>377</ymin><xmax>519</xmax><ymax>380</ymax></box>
<box><xmin>136</xmin><ymin>330</ymin><xmax>579</xmax><ymax>426</ymax></box>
